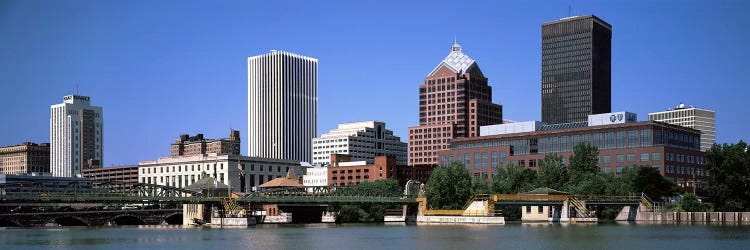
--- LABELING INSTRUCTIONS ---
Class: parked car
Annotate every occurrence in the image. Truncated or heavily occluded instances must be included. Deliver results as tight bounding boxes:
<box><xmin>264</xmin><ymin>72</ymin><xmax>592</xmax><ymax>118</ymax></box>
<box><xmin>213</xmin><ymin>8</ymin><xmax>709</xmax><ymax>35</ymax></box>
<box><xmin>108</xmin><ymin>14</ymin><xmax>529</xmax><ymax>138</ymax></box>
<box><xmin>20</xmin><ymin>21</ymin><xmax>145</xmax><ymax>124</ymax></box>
<box><xmin>122</xmin><ymin>205</ymin><xmax>141</xmax><ymax>210</ymax></box>
<box><xmin>103</xmin><ymin>205</ymin><xmax>122</xmax><ymax>211</ymax></box>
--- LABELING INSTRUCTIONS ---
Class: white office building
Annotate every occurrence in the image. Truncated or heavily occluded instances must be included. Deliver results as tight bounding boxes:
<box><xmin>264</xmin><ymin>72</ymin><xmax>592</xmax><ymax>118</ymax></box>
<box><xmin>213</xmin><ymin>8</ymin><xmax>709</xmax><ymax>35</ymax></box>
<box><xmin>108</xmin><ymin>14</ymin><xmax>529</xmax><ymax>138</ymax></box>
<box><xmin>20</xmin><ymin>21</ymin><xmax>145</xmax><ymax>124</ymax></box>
<box><xmin>302</xmin><ymin>164</ymin><xmax>328</xmax><ymax>190</ymax></box>
<box><xmin>138</xmin><ymin>154</ymin><xmax>301</xmax><ymax>193</ymax></box>
<box><xmin>50</xmin><ymin>95</ymin><xmax>103</xmax><ymax>177</ymax></box>
<box><xmin>312</xmin><ymin>121</ymin><xmax>408</xmax><ymax>166</ymax></box>
<box><xmin>248</xmin><ymin>50</ymin><xmax>318</xmax><ymax>163</ymax></box>
<box><xmin>649</xmin><ymin>103</ymin><xmax>715</xmax><ymax>151</ymax></box>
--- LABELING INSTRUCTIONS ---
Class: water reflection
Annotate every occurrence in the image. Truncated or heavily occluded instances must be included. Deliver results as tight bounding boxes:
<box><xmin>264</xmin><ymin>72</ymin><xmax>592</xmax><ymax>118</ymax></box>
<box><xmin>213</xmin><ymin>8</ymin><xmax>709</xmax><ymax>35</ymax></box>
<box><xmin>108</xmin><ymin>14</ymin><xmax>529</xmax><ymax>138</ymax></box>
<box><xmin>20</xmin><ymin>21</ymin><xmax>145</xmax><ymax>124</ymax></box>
<box><xmin>1</xmin><ymin>223</ymin><xmax>749</xmax><ymax>249</ymax></box>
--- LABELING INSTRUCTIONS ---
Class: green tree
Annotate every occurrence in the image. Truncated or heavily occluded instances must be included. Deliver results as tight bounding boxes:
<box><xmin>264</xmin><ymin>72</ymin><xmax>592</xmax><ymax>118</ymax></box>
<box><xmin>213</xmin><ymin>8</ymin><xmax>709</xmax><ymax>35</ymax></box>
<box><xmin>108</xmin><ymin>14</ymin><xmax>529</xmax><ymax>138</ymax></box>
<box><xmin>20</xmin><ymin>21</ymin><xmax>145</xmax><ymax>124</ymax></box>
<box><xmin>567</xmin><ymin>144</ymin><xmax>600</xmax><ymax>188</ymax></box>
<box><xmin>425</xmin><ymin>162</ymin><xmax>473</xmax><ymax>209</ymax></box>
<box><xmin>535</xmin><ymin>154</ymin><xmax>569</xmax><ymax>190</ymax></box>
<box><xmin>472</xmin><ymin>180</ymin><xmax>492</xmax><ymax>194</ymax></box>
<box><xmin>705</xmin><ymin>141</ymin><xmax>750</xmax><ymax>212</ymax></box>
<box><xmin>633</xmin><ymin>166</ymin><xmax>678</xmax><ymax>200</ymax></box>
<box><xmin>492</xmin><ymin>163</ymin><xmax>537</xmax><ymax>194</ymax></box>
<box><xmin>681</xmin><ymin>192</ymin><xmax>704</xmax><ymax>212</ymax></box>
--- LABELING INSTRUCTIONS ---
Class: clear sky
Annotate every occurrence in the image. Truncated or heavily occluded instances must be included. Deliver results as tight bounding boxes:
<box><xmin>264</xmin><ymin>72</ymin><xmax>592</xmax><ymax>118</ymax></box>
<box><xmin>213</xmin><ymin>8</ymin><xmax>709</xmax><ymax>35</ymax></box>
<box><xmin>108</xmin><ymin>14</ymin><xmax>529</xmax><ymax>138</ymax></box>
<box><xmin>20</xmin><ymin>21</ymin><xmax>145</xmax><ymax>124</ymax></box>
<box><xmin>1</xmin><ymin>0</ymin><xmax>748</xmax><ymax>166</ymax></box>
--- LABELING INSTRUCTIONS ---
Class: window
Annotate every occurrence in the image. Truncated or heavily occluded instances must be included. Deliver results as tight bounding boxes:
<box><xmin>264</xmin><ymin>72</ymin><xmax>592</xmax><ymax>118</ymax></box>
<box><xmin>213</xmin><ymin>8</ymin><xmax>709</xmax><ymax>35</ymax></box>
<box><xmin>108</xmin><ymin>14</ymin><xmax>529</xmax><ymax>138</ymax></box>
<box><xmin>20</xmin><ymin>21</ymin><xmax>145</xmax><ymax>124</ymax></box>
<box><xmin>617</xmin><ymin>131</ymin><xmax>627</xmax><ymax>149</ymax></box>
<box><xmin>616</xmin><ymin>167</ymin><xmax>624</xmax><ymax>174</ymax></box>
<box><xmin>627</xmin><ymin>154</ymin><xmax>635</xmax><ymax>162</ymax></box>
<box><xmin>628</xmin><ymin>131</ymin><xmax>638</xmax><ymax>148</ymax></box>
<box><xmin>526</xmin><ymin>206</ymin><xmax>531</xmax><ymax>213</ymax></box>
<box><xmin>616</xmin><ymin>155</ymin><xmax>625</xmax><ymax>163</ymax></box>
<box><xmin>593</xmin><ymin>133</ymin><xmax>602</xmax><ymax>148</ymax></box>
<box><xmin>491</xmin><ymin>152</ymin><xmax>499</xmax><ymax>169</ymax></box>
<box><xmin>605</xmin><ymin>132</ymin><xmax>615</xmax><ymax>149</ymax></box>
<box><xmin>464</xmin><ymin>153</ymin><xmax>471</xmax><ymax>168</ymax></box>
<box><xmin>474</xmin><ymin>153</ymin><xmax>481</xmax><ymax>170</ymax></box>
<box><xmin>602</xmin><ymin>155</ymin><xmax>611</xmax><ymax>164</ymax></box>
<box><xmin>538</xmin><ymin>206</ymin><xmax>544</xmax><ymax>214</ymax></box>
<box><xmin>641</xmin><ymin>153</ymin><xmax>650</xmax><ymax>162</ymax></box>
<box><xmin>652</xmin><ymin>152</ymin><xmax>661</xmax><ymax>161</ymax></box>
<box><xmin>640</xmin><ymin>129</ymin><xmax>652</xmax><ymax>147</ymax></box>
<box><xmin>482</xmin><ymin>152</ymin><xmax>488</xmax><ymax>169</ymax></box>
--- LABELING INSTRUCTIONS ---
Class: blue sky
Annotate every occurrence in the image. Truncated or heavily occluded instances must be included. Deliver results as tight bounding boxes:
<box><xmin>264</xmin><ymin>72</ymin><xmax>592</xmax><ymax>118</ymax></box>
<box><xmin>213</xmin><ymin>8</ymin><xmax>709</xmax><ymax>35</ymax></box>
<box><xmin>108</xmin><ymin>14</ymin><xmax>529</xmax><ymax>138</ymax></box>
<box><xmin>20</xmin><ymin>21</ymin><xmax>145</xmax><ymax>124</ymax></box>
<box><xmin>1</xmin><ymin>0</ymin><xmax>748</xmax><ymax>166</ymax></box>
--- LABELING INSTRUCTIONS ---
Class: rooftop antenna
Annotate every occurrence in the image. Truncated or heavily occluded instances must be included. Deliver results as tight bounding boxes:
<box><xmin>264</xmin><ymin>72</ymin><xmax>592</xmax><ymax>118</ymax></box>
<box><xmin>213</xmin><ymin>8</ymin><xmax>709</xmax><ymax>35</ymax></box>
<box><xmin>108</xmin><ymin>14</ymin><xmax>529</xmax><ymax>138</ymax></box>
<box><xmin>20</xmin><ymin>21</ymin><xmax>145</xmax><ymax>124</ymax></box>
<box><xmin>454</xmin><ymin>36</ymin><xmax>457</xmax><ymax>44</ymax></box>
<box><xmin>568</xmin><ymin>0</ymin><xmax>571</xmax><ymax>17</ymax></box>
<box><xmin>75</xmin><ymin>83</ymin><xmax>79</xmax><ymax>95</ymax></box>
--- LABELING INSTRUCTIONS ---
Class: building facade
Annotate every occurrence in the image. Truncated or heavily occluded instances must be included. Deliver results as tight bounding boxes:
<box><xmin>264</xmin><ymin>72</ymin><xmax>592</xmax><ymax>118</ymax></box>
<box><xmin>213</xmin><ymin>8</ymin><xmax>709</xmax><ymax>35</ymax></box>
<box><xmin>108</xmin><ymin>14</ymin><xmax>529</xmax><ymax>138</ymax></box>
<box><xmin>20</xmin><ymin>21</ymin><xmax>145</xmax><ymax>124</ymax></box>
<box><xmin>312</xmin><ymin>121</ymin><xmax>407</xmax><ymax>166</ymax></box>
<box><xmin>649</xmin><ymin>103</ymin><xmax>715</xmax><ymax>151</ymax></box>
<box><xmin>408</xmin><ymin>43</ymin><xmax>503</xmax><ymax>166</ymax></box>
<box><xmin>171</xmin><ymin>130</ymin><xmax>241</xmax><ymax>157</ymax></box>
<box><xmin>0</xmin><ymin>142</ymin><xmax>50</xmax><ymax>174</ymax></box>
<box><xmin>81</xmin><ymin>165</ymin><xmax>139</xmax><ymax>192</ymax></box>
<box><xmin>302</xmin><ymin>165</ymin><xmax>328</xmax><ymax>188</ymax></box>
<box><xmin>248</xmin><ymin>50</ymin><xmax>317</xmax><ymax>163</ymax></box>
<box><xmin>439</xmin><ymin>112</ymin><xmax>707</xmax><ymax>189</ymax></box>
<box><xmin>50</xmin><ymin>95</ymin><xmax>103</xmax><ymax>177</ymax></box>
<box><xmin>138</xmin><ymin>154</ymin><xmax>301</xmax><ymax>193</ymax></box>
<box><xmin>542</xmin><ymin>15</ymin><xmax>612</xmax><ymax>124</ymax></box>
<box><xmin>328</xmin><ymin>154</ymin><xmax>433</xmax><ymax>187</ymax></box>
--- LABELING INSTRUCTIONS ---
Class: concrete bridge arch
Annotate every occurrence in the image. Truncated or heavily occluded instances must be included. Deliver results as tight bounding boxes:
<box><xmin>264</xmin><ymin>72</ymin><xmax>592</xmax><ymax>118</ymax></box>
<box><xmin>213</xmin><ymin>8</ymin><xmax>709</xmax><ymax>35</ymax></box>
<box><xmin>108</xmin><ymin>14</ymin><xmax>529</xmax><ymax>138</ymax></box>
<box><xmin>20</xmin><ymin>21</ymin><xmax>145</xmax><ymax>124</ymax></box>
<box><xmin>112</xmin><ymin>214</ymin><xmax>148</xmax><ymax>225</ymax></box>
<box><xmin>52</xmin><ymin>216</ymin><xmax>89</xmax><ymax>226</ymax></box>
<box><xmin>162</xmin><ymin>212</ymin><xmax>183</xmax><ymax>225</ymax></box>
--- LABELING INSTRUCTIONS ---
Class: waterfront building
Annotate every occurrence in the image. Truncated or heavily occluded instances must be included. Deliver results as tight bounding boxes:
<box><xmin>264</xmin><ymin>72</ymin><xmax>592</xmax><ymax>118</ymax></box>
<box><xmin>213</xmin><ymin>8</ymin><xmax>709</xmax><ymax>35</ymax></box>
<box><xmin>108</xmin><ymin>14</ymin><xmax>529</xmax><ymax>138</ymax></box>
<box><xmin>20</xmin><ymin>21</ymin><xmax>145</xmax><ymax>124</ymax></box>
<box><xmin>302</xmin><ymin>164</ymin><xmax>328</xmax><ymax>190</ymax></box>
<box><xmin>248</xmin><ymin>50</ymin><xmax>317</xmax><ymax>163</ymax></box>
<box><xmin>542</xmin><ymin>15</ymin><xmax>612</xmax><ymax>124</ymax></box>
<box><xmin>312</xmin><ymin>121</ymin><xmax>407</xmax><ymax>166</ymax></box>
<box><xmin>649</xmin><ymin>103</ymin><xmax>715</xmax><ymax>151</ymax></box>
<box><xmin>328</xmin><ymin>154</ymin><xmax>433</xmax><ymax>187</ymax></box>
<box><xmin>439</xmin><ymin>112</ymin><xmax>706</xmax><ymax>189</ymax></box>
<box><xmin>0</xmin><ymin>142</ymin><xmax>50</xmax><ymax>174</ymax></box>
<box><xmin>408</xmin><ymin>42</ymin><xmax>503</xmax><ymax>166</ymax></box>
<box><xmin>50</xmin><ymin>95</ymin><xmax>103</xmax><ymax>177</ymax></box>
<box><xmin>137</xmin><ymin>154</ymin><xmax>301</xmax><ymax>193</ymax></box>
<box><xmin>81</xmin><ymin>165</ymin><xmax>139</xmax><ymax>192</ymax></box>
<box><xmin>171</xmin><ymin>130</ymin><xmax>241</xmax><ymax>157</ymax></box>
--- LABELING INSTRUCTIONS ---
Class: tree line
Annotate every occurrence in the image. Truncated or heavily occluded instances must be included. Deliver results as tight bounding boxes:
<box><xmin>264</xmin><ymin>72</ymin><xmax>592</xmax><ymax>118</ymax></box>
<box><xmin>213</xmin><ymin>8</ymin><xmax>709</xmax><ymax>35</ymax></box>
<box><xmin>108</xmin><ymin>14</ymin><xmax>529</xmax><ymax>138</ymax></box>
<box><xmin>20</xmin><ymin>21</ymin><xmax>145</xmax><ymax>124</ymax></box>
<box><xmin>426</xmin><ymin>144</ymin><xmax>678</xmax><ymax>211</ymax></box>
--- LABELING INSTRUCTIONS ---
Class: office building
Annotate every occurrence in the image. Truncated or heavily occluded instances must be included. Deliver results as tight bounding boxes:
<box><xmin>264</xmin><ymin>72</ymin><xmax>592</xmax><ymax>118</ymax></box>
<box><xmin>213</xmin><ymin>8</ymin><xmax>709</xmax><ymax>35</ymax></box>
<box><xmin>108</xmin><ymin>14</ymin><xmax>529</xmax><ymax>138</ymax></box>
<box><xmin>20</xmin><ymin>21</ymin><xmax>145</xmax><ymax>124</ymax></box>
<box><xmin>542</xmin><ymin>15</ymin><xmax>612</xmax><ymax>124</ymax></box>
<box><xmin>171</xmin><ymin>130</ymin><xmax>241</xmax><ymax>157</ymax></box>
<box><xmin>302</xmin><ymin>164</ymin><xmax>328</xmax><ymax>189</ymax></box>
<box><xmin>138</xmin><ymin>154</ymin><xmax>301</xmax><ymax>193</ymax></box>
<box><xmin>440</xmin><ymin>112</ymin><xmax>706</xmax><ymax>189</ymax></box>
<box><xmin>312</xmin><ymin>121</ymin><xmax>407</xmax><ymax>166</ymax></box>
<box><xmin>328</xmin><ymin>154</ymin><xmax>433</xmax><ymax>187</ymax></box>
<box><xmin>50</xmin><ymin>95</ymin><xmax>103</xmax><ymax>177</ymax></box>
<box><xmin>0</xmin><ymin>142</ymin><xmax>50</xmax><ymax>174</ymax></box>
<box><xmin>81</xmin><ymin>165</ymin><xmax>139</xmax><ymax>192</ymax></box>
<box><xmin>408</xmin><ymin>42</ymin><xmax>503</xmax><ymax>166</ymax></box>
<box><xmin>649</xmin><ymin>103</ymin><xmax>716</xmax><ymax>151</ymax></box>
<box><xmin>248</xmin><ymin>50</ymin><xmax>317</xmax><ymax>162</ymax></box>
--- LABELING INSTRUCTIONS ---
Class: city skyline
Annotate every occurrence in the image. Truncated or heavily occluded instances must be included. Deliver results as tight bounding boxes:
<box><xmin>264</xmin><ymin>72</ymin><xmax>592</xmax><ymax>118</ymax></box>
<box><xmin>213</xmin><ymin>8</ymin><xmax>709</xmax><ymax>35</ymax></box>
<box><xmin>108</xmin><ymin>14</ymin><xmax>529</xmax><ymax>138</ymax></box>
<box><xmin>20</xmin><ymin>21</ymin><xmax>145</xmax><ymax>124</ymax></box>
<box><xmin>1</xmin><ymin>1</ymin><xmax>748</xmax><ymax>166</ymax></box>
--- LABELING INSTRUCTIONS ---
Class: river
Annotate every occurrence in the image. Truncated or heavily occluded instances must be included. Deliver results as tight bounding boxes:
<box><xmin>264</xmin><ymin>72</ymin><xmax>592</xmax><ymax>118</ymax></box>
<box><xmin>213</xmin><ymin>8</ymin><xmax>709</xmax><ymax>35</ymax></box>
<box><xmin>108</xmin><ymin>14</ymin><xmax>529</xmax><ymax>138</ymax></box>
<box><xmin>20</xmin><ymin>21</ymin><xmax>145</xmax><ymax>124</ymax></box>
<box><xmin>1</xmin><ymin>223</ymin><xmax>749</xmax><ymax>249</ymax></box>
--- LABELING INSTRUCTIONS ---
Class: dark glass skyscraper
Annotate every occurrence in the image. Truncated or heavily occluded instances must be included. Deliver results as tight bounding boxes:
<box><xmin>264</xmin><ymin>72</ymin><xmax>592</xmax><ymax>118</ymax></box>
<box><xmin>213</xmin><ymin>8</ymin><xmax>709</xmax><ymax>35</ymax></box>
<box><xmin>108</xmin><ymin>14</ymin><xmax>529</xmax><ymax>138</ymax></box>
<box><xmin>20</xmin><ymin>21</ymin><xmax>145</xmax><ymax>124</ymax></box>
<box><xmin>541</xmin><ymin>15</ymin><xmax>611</xmax><ymax>124</ymax></box>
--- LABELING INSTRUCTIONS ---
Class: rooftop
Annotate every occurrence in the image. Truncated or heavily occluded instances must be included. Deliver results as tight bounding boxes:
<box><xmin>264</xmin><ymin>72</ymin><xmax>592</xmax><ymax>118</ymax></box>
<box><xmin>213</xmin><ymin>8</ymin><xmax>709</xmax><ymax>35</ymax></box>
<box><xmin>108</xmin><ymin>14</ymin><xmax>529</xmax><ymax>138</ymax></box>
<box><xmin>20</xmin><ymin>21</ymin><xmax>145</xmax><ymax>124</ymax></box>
<box><xmin>427</xmin><ymin>42</ymin><xmax>477</xmax><ymax>77</ymax></box>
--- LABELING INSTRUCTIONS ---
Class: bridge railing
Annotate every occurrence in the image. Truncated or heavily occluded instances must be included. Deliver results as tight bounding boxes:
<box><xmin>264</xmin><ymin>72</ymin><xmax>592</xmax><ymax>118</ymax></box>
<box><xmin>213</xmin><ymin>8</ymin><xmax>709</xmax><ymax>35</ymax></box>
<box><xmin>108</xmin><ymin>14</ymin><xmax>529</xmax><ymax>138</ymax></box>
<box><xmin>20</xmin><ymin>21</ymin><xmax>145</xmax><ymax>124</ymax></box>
<box><xmin>0</xmin><ymin>180</ymin><xmax>210</xmax><ymax>202</ymax></box>
<box><xmin>571</xmin><ymin>195</ymin><xmax>641</xmax><ymax>201</ymax></box>
<box><xmin>494</xmin><ymin>194</ymin><xmax>568</xmax><ymax>201</ymax></box>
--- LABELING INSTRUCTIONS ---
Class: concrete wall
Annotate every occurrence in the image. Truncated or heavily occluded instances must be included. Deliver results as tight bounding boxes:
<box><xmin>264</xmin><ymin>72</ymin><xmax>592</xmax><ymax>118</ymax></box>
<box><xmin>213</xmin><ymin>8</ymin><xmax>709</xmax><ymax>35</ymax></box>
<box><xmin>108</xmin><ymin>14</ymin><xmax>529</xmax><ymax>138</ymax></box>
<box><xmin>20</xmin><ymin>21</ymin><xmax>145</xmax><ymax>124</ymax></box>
<box><xmin>522</xmin><ymin>206</ymin><xmax>550</xmax><ymax>222</ymax></box>
<box><xmin>617</xmin><ymin>208</ymin><xmax>750</xmax><ymax>224</ymax></box>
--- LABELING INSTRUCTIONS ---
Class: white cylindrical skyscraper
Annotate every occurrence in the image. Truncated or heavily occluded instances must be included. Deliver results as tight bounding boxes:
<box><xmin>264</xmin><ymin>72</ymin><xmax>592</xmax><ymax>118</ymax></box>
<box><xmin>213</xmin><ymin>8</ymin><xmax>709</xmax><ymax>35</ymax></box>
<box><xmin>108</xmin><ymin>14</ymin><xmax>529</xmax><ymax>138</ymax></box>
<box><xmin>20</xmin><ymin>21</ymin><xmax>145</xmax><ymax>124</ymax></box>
<box><xmin>248</xmin><ymin>50</ymin><xmax>318</xmax><ymax>163</ymax></box>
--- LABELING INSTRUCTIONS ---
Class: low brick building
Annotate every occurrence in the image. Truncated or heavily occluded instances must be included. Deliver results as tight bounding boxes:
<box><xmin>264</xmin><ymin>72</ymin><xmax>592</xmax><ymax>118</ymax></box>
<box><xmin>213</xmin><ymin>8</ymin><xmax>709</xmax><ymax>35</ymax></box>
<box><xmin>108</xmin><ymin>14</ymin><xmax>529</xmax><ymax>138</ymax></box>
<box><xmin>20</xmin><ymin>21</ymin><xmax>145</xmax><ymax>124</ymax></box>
<box><xmin>439</xmin><ymin>112</ymin><xmax>707</xmax><ymax>189</ymax></box>
<box><xmin>81</xmin><ymin>165</ymin><xmax>139</xmax><ymax>192</ymax></box>
<box><xmin>328</xmin><ymin>154</ymin><xmax>433</xmax><ymax>187</ymax></box>
<box><xmin>0</xmin><ymin>142</ymin><xmax>50</xmax><ymax>175</ymax></box>
<box><xmin>171</xmin><ymin>130</ymin><xmax>240</xmax><ymax>157</ymax></box>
